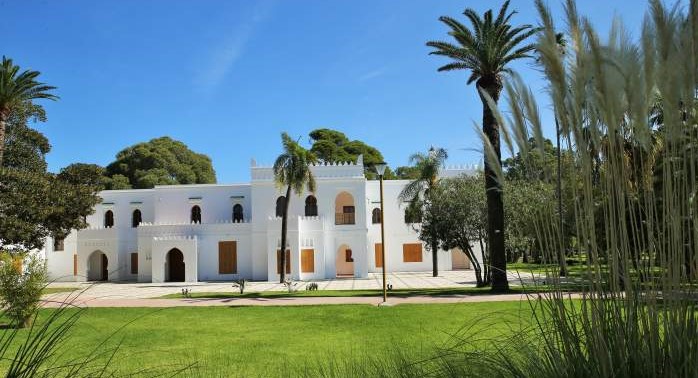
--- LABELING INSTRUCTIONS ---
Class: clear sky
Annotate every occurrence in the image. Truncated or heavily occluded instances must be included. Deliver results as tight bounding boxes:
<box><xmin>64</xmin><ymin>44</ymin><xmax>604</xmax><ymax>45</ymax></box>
<box><xmin>1</xmin><ymin>0</ymin><xmax>653</xmax><ymax>183</ymax></box>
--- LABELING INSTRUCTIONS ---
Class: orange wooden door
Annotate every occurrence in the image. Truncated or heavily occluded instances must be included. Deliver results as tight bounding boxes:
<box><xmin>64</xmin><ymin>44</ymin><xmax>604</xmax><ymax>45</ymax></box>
<box><xmin>374</xmin><ymin>243</ymin><xmax>383</xmax><ymax>268</ymax></box>
<box><xmin>218</xmin><ymin>241</ymin><xmax>238</xmax><ymax>274</ymax></box>
<box><xmin>301</xmin><ymin>249</ymin><xmax>314</xmax><ymax>273</ymax></box>
<box><xmin>402</xmin><ymin>243</ymin><xmax>423</xmax><ymax>262</ymax></box>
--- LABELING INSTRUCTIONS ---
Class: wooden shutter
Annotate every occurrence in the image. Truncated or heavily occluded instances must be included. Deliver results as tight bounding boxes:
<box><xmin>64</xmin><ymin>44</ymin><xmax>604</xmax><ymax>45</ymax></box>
<box><xmin>374</xmin><ymin>243</ymin><xmax>383</xmax><ymax>268</ymax></box>
<box><xmin>130</xmin><ymin>253</ymin><xmax>138</xmax><ymax>274</ymax></box>
<box><xmin>277</xmin><ymin>249</ymin><xmax>291</xmax><ymax>274</ymax></box>
<box><xmin>73</xmin><ymin>254</ymin><xmax>77</xmax><ymax>276</ymax></box>
<box><xmin>402</xmin><ymin>243</ymin><xmax>423</xmax><ymax>262</ymax></box>
<box><xmin>219</xmin><ymin>241</ymin><xmax>237</xmax><ymax>274</ymax></box>
<box><xmin>301</xmin><ymin>249</ymin><xmax>314</xmax><ymax>273</ymax></box>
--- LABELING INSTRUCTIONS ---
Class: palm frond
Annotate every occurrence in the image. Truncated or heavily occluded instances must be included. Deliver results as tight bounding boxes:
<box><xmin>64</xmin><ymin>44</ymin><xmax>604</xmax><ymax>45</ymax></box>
<box><xmin>429</xmin><ymin>1</ymin><xmax>538</xmax><ymax>85</ymax></box>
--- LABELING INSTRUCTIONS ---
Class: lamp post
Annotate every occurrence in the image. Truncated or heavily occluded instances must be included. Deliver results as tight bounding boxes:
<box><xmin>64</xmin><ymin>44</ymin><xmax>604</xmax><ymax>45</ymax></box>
<box><xmin>374</xmin><ymin>162</ymin><xmax>389</xmax><ymax>304</ymax></box>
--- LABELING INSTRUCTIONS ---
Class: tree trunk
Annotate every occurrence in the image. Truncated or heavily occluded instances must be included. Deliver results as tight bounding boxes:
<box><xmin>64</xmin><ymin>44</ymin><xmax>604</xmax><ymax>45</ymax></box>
<box><xmin>463</xmin><ymin>245</ymin><xmax>484</xmax><ymax>287</ymax></box>
<box><xmin>478</xmin><ymin>230</ymin><xmax>491</xmax><ymax>285</ymax></box>
<box><xmin>477</xmin><ymin>76</ymin><xmax>508</xmax><ymax>292</ymax></box>
<box><xmin>279</xmin><ymin>185</ymin><xmax>292</xmax><ymax>283</ymax></box>
<box><xmin>431</xmin><ymin>239</ymin><xmax>438</xmax><ymax>277</ymax></box>
<box><xmin>0</xmin><ymin>116</ymin><xmax>6</xmax><ymax>168</ymax></box>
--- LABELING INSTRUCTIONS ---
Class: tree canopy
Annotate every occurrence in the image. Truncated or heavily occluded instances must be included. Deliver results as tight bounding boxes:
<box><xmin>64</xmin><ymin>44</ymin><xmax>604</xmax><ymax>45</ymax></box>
<box><xmin>0</xmin><ymin>100</ymin><xmax>100</xmax><ymax>252</ymax></box>
<box><xmin>104</xmin><ymin>137</ymin><xmax>216</xmax><ymax>189</ymax></box>
<box><xmin>420</xmin><ymin>174</ymin><xmax>490</xmax><ymax>286</ymax></box>
<box><xmin>1</xmin><ymin>102</ymin><xmax>50</xmax><ymax>173</ymax></box>
<box><xmin>308</xmin><ymin>128</ymin><xmax>395</xmax><ymax>179</ymax></box>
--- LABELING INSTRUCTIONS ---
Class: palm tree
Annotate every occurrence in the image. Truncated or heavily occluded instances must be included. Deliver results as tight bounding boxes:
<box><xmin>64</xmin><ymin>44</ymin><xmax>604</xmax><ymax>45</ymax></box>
<box><xmin>273</xmin><ymin>132</ymin><xmax>317</xmax><ymax>283</ymax></box>
<box><xmin>427</xmin><ymin>1</ymin><xmax>538</xmax><ymax>291</ymax></box>
<box><xmin>0</xmin><ymin>56</ymin><xmax>57</xmax><ymax>167</ymax></box>
<box><xmin>399</xmin><ymin>147</ymin><xmax>448</xmax><ymax>277</ymax></box>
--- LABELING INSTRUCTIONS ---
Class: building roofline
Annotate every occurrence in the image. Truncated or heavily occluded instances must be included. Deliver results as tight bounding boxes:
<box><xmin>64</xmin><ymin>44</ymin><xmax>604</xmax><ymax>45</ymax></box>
<box><xmin>153</xmin><ymin>183</ymin><xmax>251</xmax><ymax>189</ymax></box>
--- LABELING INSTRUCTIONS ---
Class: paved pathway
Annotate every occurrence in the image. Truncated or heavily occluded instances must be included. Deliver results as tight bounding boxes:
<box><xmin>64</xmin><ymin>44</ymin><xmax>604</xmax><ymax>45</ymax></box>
<box><xmin>41</xmin><ymin>293</ymin><xmax>554</xmax><ymax>308</ymax></box>
<box><xmin>42</xmin><ymin>270</ymin><xmax>542</xmax><ymax>308</ymax></box>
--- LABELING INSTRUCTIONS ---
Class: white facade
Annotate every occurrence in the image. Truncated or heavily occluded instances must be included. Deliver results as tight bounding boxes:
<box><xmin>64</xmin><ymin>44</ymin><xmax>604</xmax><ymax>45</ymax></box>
<box><xmin>43</xmin><ymin>159</ymin><xmax>482</xmax><ymax>283</ymax></box>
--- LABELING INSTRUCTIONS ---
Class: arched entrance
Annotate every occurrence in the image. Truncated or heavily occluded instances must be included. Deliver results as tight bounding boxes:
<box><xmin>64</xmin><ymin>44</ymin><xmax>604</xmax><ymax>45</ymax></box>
<box><xmin>336</xmin><ymin>244</ymin><xmax>354</xmax><ymax>277</ymax></box>
<box><xmin>87</xmin><ymin>251</ymin><xmax>108</xmax><ymax>281</ymax></box>
<box><xmin>166</xmin><ymin>248</ymin><xmax>185</xmax><ymax>282</ymax></box>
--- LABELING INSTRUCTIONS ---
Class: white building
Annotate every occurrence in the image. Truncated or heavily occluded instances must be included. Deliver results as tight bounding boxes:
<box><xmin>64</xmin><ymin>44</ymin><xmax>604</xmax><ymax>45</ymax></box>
<box><xmin>43</xmin><ymin>158</ymin><xmax>480</xmax><ymax>283</ymax></box>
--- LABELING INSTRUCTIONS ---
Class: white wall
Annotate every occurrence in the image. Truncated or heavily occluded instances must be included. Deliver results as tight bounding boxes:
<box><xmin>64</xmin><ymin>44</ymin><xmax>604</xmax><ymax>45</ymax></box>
<box><xmin>365</xmin><ymin>180</ymin><xmax>450</xmax><ymax>273</ymax></box>
<box><xmin>45</xmin><ymin>233</ymin><xmax>77</xmax><ymax>282</ymax></box>
<box><xmin>48</xmin><ymin>161</ymin><xmax>475</xmax><ymax>283</ymax></box>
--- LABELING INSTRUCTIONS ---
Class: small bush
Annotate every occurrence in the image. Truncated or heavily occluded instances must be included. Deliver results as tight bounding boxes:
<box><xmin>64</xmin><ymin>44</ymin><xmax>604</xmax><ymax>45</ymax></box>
<box><xmin>232</xmin><ymin>278</ymin><xmax>247</xmax><ymax>294</ymax></box>
<box><xmin>0</xmin><ymin>252</ymin><xmax>47</xmax><ymax>328</ymax></box>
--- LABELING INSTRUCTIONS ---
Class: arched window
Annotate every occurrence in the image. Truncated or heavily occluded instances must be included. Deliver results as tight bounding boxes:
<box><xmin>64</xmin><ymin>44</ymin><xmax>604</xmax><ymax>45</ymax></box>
<box><xmin>305</xmin><ymin>195</ymin><xmax>318</xmax><ymax>216</ymax></box>
<box><xmin>275</xmin><ymin>196</ymin><xmax>286</xmax><ymax>217</ymax></box>
<box><xmin>132</xmin><ymin>209</ymin><xmax>142</xmax><ymax>228</ymax></box>
<box><xmin>233</xmin><ymin>204</ymin><xmax>244</xmax><ymax>223</ymax></box>
<box><xmin>372</xmin><ymin>208</ymin><xmax>381</xmax><ymax>224</ymax></box>
<box><xmin>191</xmin><ymin>205</ymin><xmax>202</xmax><ymax>224</ymax></box>
<box><xmin>104</xmin><ymin>210</ymin><xmax>114</xmax><ymax>228</ymax></box>
<box><xmin>335</xmin><ymin>191</ymin><xmax>355</xmax><ymax>225</ymax></box>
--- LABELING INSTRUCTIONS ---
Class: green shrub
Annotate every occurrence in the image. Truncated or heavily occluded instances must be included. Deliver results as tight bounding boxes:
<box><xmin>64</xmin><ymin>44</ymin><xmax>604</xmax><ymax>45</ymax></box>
<box><xmin>0</xmin><ymin>252</ymin><xmax>47</xmax><ymax>328</ymax></box>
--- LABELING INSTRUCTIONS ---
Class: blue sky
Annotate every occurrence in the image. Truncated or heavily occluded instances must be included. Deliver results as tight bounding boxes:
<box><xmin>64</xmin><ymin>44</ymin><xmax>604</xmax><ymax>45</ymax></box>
<box><xmin>1</xmin><ymin>1</ymin><xmax>651</xmax><ymax>183</ymax></box>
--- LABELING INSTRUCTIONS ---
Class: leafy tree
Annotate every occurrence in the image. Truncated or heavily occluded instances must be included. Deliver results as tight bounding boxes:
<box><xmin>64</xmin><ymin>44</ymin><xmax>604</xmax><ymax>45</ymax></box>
<box><xmin>107</xmin><ymin>174</ymin><xmax>132</xmax><ymax>190</ymax></box>
<box><xmin>398</xmin><ymin>147</ymin><xmax>448</xmax><ymax>277</ymax></box>
<box><xmin>273</xmin><ymin>132</ymin><xmax>317</xmax><ymax>283</ymax></box>
<box><xmin>104</xmin><ymin>136</ymin><xmax>216</xmax><ymax>189</ymax></box>
<box><xmin>0</xmin><ymin>56</ymin><xmax>57</xmax><ymax>167</ymax></box>
<box><xmin>308</xmin><ymin>128</ymin><xmax>395</xmax><ymax>179</ymax></box>
<box><xmin>503</xmin><ymin>137</ymin><xmax>576</xmax><ymax>262</ymax></box>
<box><xmin>427</xmin><ymin>1</ymin><xmax>539</xmax><ymax>291</ymax></box>
<box><xmin>504</xmin><ymin>138</ymin><xmax>559</xmax><ymax>182</ymax></box>
<box><xmin>0</xmin><ymin>99</ymin><xmax>100</xmax><ymax>251</ymax></box>
<box><xmin>394</xmin><ymin>165</ymin><xmax>420</xmax><ymax>179</ymax></box>
<box><xmin>0</xmin><ymin>169</ymin><xmax>101</xmax><ymax>250</ymax></box>
<box><xmin>2</xmin><ymin>102</ymin><xmax>50</xmax><ymax>173</ymax></box>
<box><xmin>422</xmin><ymin>174</ymin><xmax>490</xmax><ymax>286</ymax></box>
<box><xmin>504</xmin><ymin>179</ymin><xmax>555</xmax><ymax>263</ymax></box>
<box><xmin>57</xmin><ymin>163</ymin><xmax>108</xmax><ymax>189</ymax></box>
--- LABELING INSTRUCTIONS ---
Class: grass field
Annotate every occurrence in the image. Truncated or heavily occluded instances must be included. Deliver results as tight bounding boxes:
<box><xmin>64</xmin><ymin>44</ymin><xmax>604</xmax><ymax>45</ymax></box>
<box><xmin>2</xmin><ymin>302</ymin><xmax>536</xmax><ymax>377</ymax></box>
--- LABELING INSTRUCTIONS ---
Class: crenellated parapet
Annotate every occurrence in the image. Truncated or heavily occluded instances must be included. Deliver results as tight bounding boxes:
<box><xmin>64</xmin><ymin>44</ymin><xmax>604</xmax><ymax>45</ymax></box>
<box><xmin>251</xmin><ymin>154</ymin><xmax>365</xmax><ymax>182</ymax></box>
<box><xmin>439</xmin><ymin>163</ymin><xmax>481</xmax><ymax>178</ymax></box>
<box><xmin>153</xmin><ymin>235</ymin><xmax>197</xmax><ymax>241</ymax></box>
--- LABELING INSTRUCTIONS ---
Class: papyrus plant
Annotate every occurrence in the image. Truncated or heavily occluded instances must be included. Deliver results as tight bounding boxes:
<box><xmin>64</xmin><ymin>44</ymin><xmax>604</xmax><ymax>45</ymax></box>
<box><xmin>475</xmin><ymin>0</ymin><xmax>698</xmax><ymax>376</ymax></box>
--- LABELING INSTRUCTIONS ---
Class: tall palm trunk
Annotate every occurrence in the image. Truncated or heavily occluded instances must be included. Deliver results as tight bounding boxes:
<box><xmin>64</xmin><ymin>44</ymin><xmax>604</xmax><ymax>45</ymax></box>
<box><xmin>478</xmin><ymin>75</ymin><xmax>508</xmax><ymax>292</ymax></box>
<box><xmin>279</xmin><ymin>185</ymin><xmax>291</xmax><ymax>283</ymax></box>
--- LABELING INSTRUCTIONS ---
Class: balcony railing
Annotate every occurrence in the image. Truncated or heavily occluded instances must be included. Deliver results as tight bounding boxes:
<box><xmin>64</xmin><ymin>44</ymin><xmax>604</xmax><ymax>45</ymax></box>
<box><xmin>335</xmin><ymin>213</ymin><xmax>355</xmax><ymax>225</ymax></box>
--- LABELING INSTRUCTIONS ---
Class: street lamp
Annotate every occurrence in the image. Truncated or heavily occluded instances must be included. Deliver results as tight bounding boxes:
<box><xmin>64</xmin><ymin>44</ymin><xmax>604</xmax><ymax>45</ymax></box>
<box><xmin>374</xmin><ymin>162</ymin><xmax>389</xmax><ymax>305</ymax></box>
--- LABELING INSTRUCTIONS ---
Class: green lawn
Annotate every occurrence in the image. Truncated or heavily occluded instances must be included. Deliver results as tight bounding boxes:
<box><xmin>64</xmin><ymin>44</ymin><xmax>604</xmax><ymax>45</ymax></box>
<box><xmin>2</xmin><ymin>302</ymin><xmax>536</xmax><ymax>377</ymax></box>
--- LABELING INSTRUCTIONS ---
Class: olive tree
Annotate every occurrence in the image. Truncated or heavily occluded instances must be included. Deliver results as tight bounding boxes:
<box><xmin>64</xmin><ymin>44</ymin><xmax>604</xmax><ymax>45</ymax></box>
<box><xmin>420</xmin><ymin>174</ymin><xmax>490</xmax><ymax>286</ymax></box>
